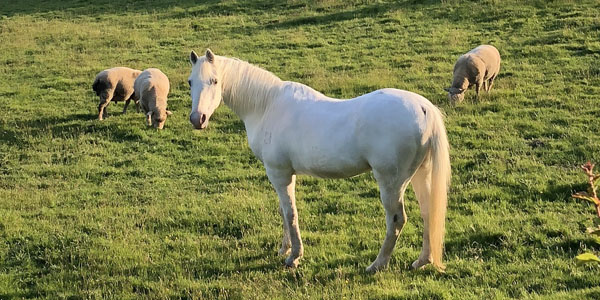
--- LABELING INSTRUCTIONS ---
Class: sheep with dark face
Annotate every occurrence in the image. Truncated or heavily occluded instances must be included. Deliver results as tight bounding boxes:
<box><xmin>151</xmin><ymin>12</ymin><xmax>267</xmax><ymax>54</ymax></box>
<box><xmin>445</xmin><ymin>45</ymin><xmax>501</xmax><ymax>104</ymax></box>
<box><xmin>134</xmin><ymin>68</ymin><xmax>172</xmax><ymax>129</ymax></box>
<box><xmin>92</xmin><ymin>67</ymin><xmax>142</xmax><ymax>120</ymax></box>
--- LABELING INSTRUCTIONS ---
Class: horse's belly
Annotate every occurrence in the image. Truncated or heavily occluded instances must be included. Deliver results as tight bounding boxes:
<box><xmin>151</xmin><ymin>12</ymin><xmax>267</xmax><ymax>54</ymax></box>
<box><xmin>296</xmin><ymin>166</ymin><xmax>371</xmax><ymax>179</ymax></box>
<box><xmin>292</xmin><ymin>153</ymin><xmax>371</xmax><ymax>179</ymax></box>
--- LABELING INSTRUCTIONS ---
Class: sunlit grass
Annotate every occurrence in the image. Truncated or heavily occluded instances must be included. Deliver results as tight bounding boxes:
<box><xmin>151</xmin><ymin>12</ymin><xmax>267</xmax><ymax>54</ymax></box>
<box><xmin>1</xmin><ymin>0</ymin><xmax>600</xmax><ymax>298</ymax></box>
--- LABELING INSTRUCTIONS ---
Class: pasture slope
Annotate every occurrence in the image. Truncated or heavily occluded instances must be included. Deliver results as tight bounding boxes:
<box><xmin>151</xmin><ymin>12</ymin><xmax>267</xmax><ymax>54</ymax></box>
<box><xmin>1</xmin><ymin>0</ymin><xmax>600</xmax><ymax>299</ymax></box>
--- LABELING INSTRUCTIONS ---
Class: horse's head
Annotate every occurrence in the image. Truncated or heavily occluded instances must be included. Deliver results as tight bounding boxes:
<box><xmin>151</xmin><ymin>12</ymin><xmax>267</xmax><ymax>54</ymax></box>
<box><xmin>188</xmin><ymin>49</ymin><xmax>223</xmax><ymax>129</ymax></box>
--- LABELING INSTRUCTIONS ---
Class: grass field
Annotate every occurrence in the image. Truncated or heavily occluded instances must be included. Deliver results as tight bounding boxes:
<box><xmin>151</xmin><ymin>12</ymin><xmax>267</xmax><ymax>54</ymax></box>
<box><xmin>1</xmin><ymin>0</ymin><xmax>600</xmax><ymax>298</ymax></box>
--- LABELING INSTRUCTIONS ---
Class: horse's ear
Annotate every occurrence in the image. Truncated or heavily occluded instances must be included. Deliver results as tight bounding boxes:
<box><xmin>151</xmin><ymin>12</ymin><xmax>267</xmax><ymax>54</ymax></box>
<box><xmin>206</xmin><ymin>49</ymin><xmax>215</xmax><ymax>64</ymax></box>
<box><xmin>190</xmin><ymin>51</ymin><xmax>199</xmax><ymax>65</ymax></box>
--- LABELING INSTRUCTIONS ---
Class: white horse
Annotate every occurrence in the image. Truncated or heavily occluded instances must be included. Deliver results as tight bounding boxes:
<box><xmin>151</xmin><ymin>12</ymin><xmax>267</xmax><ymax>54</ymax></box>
<box><xmin>188</xmin><ymin>49</ymin><xmax>451</xmax><ymax>272</ymax></box>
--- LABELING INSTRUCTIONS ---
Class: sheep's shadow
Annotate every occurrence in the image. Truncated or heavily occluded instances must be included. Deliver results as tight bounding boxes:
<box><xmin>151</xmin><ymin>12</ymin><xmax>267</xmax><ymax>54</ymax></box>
<box><xmin>0</xmin><ymin>112</ymin><xmax>144</xmax><ymax>147</ymax></box>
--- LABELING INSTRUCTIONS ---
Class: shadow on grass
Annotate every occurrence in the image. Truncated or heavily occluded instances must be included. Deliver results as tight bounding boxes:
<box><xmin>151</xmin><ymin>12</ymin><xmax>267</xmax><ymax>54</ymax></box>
<box><xmin>194</xmin><ymin>250</ymin><xmax>380</xmax><ymax>284</ymax></box>
<box><xmin>4</xmin><ymin>0</ymin><xmax>445</xmax><ymax>24</ymax></box>
<box><xmin>2</xmin><ymin>0</ymin><xmax>213</xmax><ymax>17</ymax></box>
<box><xmin>0</xmin><ymin>112</ymin><xmax>145</xmax><ymax>146</ymax></box>
<box><xmin>264</xmin><ymin>3</ymin><xmax>397</xmax><ymax>30</ymax></box>
<box><xmin>2</xmin><ymin>0</ymin><xmax>310</xmax><ymax>18</ymax></box>
<box><xmin>445</xmin><ymin>231</ymin><xmax>507</xmax><ymax>258</ymax></box>
<box><xmin>0</xmin><ymin>292</ymin><xmax>39</xmax><ymax>299</ymax></box>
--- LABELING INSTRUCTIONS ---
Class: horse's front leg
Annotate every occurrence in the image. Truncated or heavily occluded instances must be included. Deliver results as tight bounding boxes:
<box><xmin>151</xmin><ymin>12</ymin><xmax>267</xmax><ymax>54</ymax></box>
<box><xmin>266</xmin><ymin>167</ymin><xmax>303</xmax><ymax>267</ymax></box>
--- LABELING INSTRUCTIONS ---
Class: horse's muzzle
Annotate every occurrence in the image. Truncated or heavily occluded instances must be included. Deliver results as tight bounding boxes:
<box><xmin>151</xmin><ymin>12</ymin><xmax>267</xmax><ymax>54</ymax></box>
<box><xmin>190</xmin><ymin>111</ymin><xmax>207</xmax><ymax>129</ymax></box>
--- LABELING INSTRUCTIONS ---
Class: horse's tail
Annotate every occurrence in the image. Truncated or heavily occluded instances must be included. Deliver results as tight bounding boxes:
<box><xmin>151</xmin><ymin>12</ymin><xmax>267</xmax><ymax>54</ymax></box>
<box><xmin>425</xmin><ymin>104</ymin><xmax>451</xmax><ymax>270</ymax></box>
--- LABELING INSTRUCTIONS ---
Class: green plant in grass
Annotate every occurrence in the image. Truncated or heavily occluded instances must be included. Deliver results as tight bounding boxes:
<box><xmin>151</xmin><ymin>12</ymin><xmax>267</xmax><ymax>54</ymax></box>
<box><xmin>572</xmin><ymin>162</ymin><xmax>600</xmax><ymax>265</ymax></box>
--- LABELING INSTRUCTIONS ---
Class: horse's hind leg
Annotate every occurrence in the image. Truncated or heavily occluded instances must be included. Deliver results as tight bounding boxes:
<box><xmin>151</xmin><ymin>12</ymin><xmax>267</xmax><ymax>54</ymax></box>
<box><xmin>366</xmin><ymin>170</ymin><xmax>411</xmax><ymax>273</ymax></box>
<box><xmin>410</xmin><ymin>159</ymin><xmax>433</xmax><ymax>269</ymax></box>
<box><xmin>266</xmin><ymin>167</ymin><xmax>303</xmax><ymax>267</ymax></box>
<box><xmin>278</xmin><ymin>205</ymin><xmax>291</xmax><ymax>256</ymax></box>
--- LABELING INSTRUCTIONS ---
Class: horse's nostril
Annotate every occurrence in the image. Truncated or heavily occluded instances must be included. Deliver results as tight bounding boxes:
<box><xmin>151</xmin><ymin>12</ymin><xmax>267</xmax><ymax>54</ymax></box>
<box><xmin>190</xmin><ymin>112</ymin><xmax>202</xmax><ymax>129</ymax></box>
<box><xmin>190</xmin><ymin>112</ymin><xmax>208</xmax><ymax>129</ymax></box>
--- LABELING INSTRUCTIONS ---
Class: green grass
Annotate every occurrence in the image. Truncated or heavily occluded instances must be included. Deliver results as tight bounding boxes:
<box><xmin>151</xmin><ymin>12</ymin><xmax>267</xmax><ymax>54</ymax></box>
<box><xmin>1</xmin><ymin>0</ymin><xmax>600</xmax><ymax>298</ymax></box>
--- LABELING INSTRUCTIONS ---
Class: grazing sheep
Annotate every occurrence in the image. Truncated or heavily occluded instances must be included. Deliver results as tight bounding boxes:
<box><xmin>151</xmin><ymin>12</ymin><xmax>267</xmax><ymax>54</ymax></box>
<box><xmin>92</xmin><ymin>67</ymin><xmax>142</xmax><ymax>120</ymax></box>
<box><xmin>134</xmin><ymin>68</ymin><xmax>172</xmax><ymax>129</ymax></box>
<box><xmin>445</xmin><ymin>45</ymin><xmax>501</xmax><ymax>104</ymax></box>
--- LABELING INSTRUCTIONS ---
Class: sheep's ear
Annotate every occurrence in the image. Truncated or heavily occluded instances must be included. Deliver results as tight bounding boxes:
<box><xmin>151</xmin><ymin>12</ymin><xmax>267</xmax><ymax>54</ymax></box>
<box><xmin>166</xmin><ymin>110</ymin><xmax>173</xmax><ymax>116</ymax></box>
<box><xmin>190</xmin><ymin>51</ymin><xmax>199</xmax><ymax>65</ymax></box>
<box><xmin>206</xmin><ymin>49</ymin><xmax>215</xmax><ymax>64</ymax></box>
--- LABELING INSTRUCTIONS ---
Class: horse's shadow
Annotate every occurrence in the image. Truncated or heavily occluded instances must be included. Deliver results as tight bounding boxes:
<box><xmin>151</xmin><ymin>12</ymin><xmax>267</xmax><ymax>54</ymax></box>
<box><xmin>445</xmin><ymin>231</ymin><xmax>507</xmax><ymax>258</ymax></box>
<box><xmin>193</xmin><ymin>250</ymin><xmax>377</xmax><ymax>284</ymax></box>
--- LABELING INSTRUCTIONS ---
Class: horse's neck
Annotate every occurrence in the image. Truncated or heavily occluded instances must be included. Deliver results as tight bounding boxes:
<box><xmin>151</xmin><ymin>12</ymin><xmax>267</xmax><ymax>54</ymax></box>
<box><xmin>219</xmin><ymin>57</ymin><xmax>283</xmax><ymax>122</ymax></box>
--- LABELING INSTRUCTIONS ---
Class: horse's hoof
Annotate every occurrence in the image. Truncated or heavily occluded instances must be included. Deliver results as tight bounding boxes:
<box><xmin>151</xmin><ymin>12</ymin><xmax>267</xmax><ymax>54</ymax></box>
<box><xmin>411</xmin><ymin>259</ymin><xmax>427</xmax><ymax>270</ymax></box>
<box><xmin>278</xmin><ymin>247</ymin><xmax>291</xmax><ymax>256</ymax></box>
<box><xmin>284</xmin><ymin>256</ymin><xmax>300</xmax><ymax>268</ymax></box>
<box><xmin>365</xmin><ymin>262</ymin><xmax>386</xmax><ymax>273</ymax></box>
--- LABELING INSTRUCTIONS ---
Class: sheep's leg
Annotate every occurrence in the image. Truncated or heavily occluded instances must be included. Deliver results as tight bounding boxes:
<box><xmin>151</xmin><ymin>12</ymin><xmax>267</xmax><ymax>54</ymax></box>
<box><xmin>475</xmin><ymin>80</ymin><xmax>483</xmax><ymax>100</ymax></box>
<box><xmin>487</xmin><ymin>75</ymin><xmax>496</xmax><ymax>92</ymax></box>
<box><xmin>122</xmin><ymin>91</ymin><xmax>135</xmax><ymax>114</ymax></box>
<box><xmin>123</xmin><ymin>99</ymin><xmax>131</xmax><ymax>114</ymax></box>
<box><xmin>98</xmin><ymin>90</ymin><xmax>113</xmax><ymax>121</ymax></box>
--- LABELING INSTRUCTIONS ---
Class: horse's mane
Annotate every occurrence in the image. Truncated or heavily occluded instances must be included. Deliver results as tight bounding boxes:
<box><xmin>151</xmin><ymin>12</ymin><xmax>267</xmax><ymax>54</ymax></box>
<box><xmin>219</xmin><ymin>56</ymin><xmax>285</xmax><ymax>114</ymax></box>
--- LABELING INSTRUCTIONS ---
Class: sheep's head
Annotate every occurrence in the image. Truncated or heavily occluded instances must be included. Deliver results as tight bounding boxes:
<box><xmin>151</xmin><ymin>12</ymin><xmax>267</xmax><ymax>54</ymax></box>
<box><xmin>445</xmin><ymin>87</ymin><xmax>465</xmax><ymax>104</ymax></box>
<box><xmin>147</xmin><ymin>108</ymin><xmax>172</xmax><ymax>129</ymax></box>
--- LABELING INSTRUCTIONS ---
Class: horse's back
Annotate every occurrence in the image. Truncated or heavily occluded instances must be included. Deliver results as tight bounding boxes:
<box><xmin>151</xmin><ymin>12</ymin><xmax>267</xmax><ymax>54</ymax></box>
<box><xmin>353</xmin><ymin>88</ymin><xmax>431</xmax><ymax>138</ymax></box>
<box><xmin>260</xmin><ymin>87</ymin><xmax>432</xmax><ymax>178</ymax></box>
<box><xmin>352</xmin><ymin>89</ymin><xmax>431</xmax><ymax>171</ymax></box>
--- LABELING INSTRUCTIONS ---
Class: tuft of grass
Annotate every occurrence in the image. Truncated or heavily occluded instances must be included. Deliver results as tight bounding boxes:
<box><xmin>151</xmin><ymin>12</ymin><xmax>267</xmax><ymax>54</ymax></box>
<box><xmin>1</xmin><ymin>0</ymin><xmax>600</xmax><ymax>298</ymax></box>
